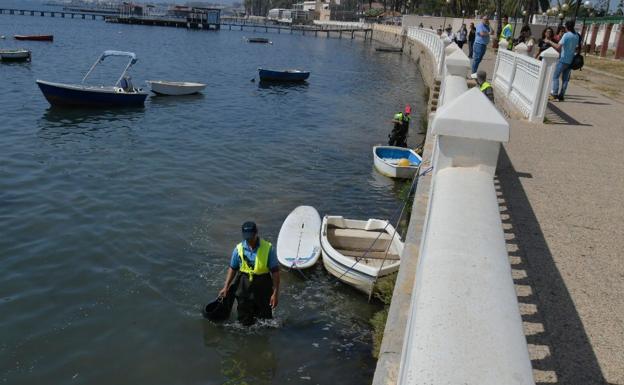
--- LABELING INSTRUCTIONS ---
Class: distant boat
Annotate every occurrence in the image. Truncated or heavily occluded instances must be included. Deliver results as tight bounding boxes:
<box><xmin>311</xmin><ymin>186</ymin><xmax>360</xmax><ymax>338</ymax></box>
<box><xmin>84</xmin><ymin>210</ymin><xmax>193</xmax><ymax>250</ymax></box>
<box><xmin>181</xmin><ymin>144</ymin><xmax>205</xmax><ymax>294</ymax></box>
<box><xmin>0</xmin><ymin>49</ymin><xmax>32</xmax><ymax>62</ymax></box>
<box><xmin>375</xmin><ymin>46</ymin><xmax>402</xmax><ymax>53</ymax></box>
<box><xmin>373</xmin><ymin>146</ymin><xmax>422</xmax><ymax>179</ymax></box>
<box><xmin>146</xmin><ymin>80</ymin><xmax>206</xmax><ymax>96</ymax></box>
<box><xmin>36</xmin><ymin>50</ymin><xmax>148</xmax><ymax>108</ymax></box>
<box><xmin>14</xmin><ymin>35</ymin><xmax>54</xmax><ymax>41</ymax></box>
<box><xmin>258</xmin><ymin>68</ymin><xmax>310</xmax><ymax>82</ymax></box>
<box><xmin>320</xmin><ymin>216</ymin><xmax>403</xmax><ymax>296</ymax></box>
<box><xmin>277</xmin><ymin>206</ymin><xmax>322</xmax><ymax>270</ymax></box>
<box><xmin>247</xmin><ymin>37</ymin><xmax>272</xmax><ymax>44</ymax></box>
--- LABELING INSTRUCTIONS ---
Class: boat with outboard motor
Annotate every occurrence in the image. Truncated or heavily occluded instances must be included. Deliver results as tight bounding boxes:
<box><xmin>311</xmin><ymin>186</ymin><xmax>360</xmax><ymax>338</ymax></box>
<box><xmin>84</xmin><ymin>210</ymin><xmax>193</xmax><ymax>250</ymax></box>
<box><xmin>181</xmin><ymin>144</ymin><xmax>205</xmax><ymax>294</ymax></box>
<box><xmin>36</xmin><ymin>50</ymin><xmax>148</xmax><ymax>107</ymax></box>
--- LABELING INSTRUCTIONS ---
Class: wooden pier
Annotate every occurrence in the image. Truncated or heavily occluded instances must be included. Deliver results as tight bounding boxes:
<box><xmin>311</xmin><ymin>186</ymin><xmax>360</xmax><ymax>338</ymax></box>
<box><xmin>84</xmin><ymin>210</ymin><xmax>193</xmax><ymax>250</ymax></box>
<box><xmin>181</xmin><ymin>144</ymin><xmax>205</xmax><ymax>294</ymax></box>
<box><xmin>0</xmin><ymin>8</ymin><xmax>106</xmax><ymax>20</ymax></box>
<box><xmin>105</xmin><ymin>16</ymin><xmax>220</xmax><ymax>30</ymax></box>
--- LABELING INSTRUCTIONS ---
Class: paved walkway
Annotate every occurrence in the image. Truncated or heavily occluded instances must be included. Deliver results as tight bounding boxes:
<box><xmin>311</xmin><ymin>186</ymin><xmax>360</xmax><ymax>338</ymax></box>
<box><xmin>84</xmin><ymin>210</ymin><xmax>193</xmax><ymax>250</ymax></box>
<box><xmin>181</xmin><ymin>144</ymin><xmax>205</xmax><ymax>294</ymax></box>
<box><xmin>477</xmin><ymin>48</ymin><xmax>624</xmax><ymax>384</ymax></box>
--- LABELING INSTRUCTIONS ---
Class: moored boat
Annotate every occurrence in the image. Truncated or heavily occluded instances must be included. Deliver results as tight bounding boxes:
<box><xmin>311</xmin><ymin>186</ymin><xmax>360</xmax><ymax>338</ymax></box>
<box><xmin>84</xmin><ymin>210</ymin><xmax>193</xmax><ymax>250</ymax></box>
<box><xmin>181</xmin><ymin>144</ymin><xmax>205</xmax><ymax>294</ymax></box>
<box><xmin>373</xmin><ymin>146</ymin><xmax>422</xmax><ymax>179</ymax></box>
<box><xmin>247</xmin><ymin>37</ymin><xmax>272</xmax><ymax>44</ymax></box>
<box><xmin>375</xmin><ymin>46</ymin><xmax>402</xmax><ymax>52</ymax></box>
<box><xmin>146</xmin><ymin>80</ymin><xmax>206</xmax><ymax>96</ymax></box>
<box><xmin>277</xmin><ymin>206</ymin><xmax>322</xmax><ymax>270</ymax></box>
<box><xmin>258</xmin><ymin>68</ymin><xmax>310</xmax><ymax>82</ymax></box>
<box><xmin>0</xmin><ymin>49</ymin><xmax>32</xmax><ymax>62</ymax></box>
<box><xmin>14</xmin><ymin>34</ymin><xmax>54</xmax><ymax>41</ymax></box>
<box><xmin>320</xmin><ymin>216</ymin><xmax>403</xmax><ymax>296</ymax></box>
<box><xmin>36</xmin><ymin>50</ymin><xmax>148</xmax><ymax>108</ymax></box>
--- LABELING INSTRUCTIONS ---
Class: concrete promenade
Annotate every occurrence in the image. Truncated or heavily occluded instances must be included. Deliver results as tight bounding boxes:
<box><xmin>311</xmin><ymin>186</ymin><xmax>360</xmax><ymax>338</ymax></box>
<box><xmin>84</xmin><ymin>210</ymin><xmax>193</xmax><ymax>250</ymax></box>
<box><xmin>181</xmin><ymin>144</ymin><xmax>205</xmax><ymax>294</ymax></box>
<box><xmin>480</xmin><ymin>48</ymin><xmax>624</xmax><ymax>384</ymax></box>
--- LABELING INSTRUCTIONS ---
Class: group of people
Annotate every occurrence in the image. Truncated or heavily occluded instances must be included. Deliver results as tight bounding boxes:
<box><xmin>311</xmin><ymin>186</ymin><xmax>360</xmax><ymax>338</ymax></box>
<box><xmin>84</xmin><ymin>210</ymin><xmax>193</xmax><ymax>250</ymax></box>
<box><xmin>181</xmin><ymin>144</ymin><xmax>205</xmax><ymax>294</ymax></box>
<box><xmin>457</xmin><ymin>15</ymin><xmax>580</xmax><ymax>102</ymax></box>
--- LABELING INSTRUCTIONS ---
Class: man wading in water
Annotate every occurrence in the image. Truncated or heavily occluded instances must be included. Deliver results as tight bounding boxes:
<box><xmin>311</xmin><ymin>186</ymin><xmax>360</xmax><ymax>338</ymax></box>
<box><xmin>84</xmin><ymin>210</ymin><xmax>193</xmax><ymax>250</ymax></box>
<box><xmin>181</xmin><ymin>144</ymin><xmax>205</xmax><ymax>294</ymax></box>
<box><xmin>218</xmin><ymin>221</ymin><xmax>280</xmax><ymax>326</ymax></box>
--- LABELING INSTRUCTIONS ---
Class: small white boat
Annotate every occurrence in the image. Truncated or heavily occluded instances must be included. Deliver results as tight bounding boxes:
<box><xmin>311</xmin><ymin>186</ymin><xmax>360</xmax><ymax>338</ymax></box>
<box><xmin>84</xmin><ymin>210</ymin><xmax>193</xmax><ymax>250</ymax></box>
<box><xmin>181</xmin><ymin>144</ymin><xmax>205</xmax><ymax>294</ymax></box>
<box><xmin>320</xmin><ymin>216</ymin><xmax>404</xmax><ymax>296</ymax></box>
<box><xmin>373</xmin><ymin>145</ymin><xmax>422</xmax><ymax>179</ymax></box>
<box><xmin>276</xmin><ymin>206</ymin><xmax>322</xmax><ymax>269</ymax></box>
<box><xmin>0</xmin><ymin>49</ymin><xmax>31</xmax><ymax>62</ymax></box>
<box><xmin>146</xmin><ymin>80</ymin><xmax>206</xmax><ymax>96</ymax></box>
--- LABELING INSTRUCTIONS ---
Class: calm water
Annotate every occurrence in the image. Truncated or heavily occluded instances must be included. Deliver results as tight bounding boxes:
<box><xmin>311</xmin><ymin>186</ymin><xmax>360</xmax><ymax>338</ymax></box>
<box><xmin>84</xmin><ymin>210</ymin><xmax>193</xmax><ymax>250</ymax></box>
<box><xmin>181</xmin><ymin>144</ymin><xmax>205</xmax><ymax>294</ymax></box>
<box><xmin>0</xmin><ymin>5</ymin><xmax>425</xmax><ymax>385</ymax></box>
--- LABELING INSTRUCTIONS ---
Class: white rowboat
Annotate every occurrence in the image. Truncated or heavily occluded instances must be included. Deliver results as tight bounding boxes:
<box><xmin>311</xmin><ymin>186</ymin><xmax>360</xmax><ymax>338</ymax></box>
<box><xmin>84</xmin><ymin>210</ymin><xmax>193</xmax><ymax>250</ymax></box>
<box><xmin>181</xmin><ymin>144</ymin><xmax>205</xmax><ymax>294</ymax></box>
<box><xmin>147</xmin><ymin>80</ymin><xmax>206</xmax><ymax>96</ymax></box>
<box><xmin>277</xmin><ymin>206</ymin><xmax>321</xmax><ymax>269</ymax></box>
<box><xmin>373</xmin><ymin>145</ymin><xmax>422</xmax><ymax>179</ymax></box>
<box><xmin>320</xmin><ymin>216</ymin><xmax>404</xmax><ymax>296</ymax></box>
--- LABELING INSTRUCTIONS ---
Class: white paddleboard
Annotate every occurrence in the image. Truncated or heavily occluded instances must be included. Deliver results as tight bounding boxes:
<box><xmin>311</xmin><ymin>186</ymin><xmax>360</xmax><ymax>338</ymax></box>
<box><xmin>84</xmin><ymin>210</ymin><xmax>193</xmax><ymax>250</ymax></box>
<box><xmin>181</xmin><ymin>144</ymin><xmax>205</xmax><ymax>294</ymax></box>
<box><xmin>277</xmin><ymin>206</ymin><xmax>322</xmax><ymax>269</ymax></box>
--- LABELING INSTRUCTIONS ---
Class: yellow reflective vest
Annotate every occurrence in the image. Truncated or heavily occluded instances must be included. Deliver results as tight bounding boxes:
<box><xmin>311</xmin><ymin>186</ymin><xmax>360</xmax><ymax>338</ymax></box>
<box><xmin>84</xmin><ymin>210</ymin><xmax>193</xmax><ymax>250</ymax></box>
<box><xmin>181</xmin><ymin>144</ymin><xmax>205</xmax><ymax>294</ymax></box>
<box><xmin>480</xmin><ymin>81</ymin><xmax>492</xmax><ymax>92</ymax></box>
<box><xmin>237</xmin><ymin>239</ymin><xmax>271</xmax><ymax>281</ymax></box>
<box><xmin>500</xmin><ymin>23</ymin><xmax>513</xmax><ymax>48</ymax></box>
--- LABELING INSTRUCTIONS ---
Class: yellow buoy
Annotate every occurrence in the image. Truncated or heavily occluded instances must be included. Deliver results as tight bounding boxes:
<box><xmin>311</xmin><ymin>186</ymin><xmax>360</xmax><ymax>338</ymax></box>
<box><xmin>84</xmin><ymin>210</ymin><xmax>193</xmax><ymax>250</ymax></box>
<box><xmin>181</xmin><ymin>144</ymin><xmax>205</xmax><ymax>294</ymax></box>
<box><xmin>397</xmin><ymin>158</ymin><xmax>411</xmax><ymax>167</ymax></box>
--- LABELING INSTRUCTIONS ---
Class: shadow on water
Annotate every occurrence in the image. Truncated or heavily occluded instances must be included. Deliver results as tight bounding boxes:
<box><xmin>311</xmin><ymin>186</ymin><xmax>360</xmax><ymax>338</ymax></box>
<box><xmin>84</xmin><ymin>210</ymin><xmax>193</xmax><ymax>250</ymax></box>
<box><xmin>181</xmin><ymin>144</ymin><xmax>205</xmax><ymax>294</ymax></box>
<box><xmin>257</xmin><ymin>80</ymin><xmax>309</xmax><ymax>93</ymax></box>
<box><xmin>37</xmin><ymin>107</ymin><xmax>144</xmax><ymax>140</ymax></box>
<box><xmin>147</xmin><ymin>93</ymin><xmax>205</xmax><ymax>107</ymax></box>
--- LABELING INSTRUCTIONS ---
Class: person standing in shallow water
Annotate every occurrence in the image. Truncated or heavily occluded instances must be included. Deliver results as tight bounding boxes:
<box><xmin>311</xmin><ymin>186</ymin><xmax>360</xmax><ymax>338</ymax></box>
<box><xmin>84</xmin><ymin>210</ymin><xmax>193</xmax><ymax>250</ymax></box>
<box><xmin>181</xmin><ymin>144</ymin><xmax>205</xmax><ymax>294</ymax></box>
<box><xmin>219</xmin><ymin>221</ymin><xmax>280</xmax><ymax>326</ymax></box>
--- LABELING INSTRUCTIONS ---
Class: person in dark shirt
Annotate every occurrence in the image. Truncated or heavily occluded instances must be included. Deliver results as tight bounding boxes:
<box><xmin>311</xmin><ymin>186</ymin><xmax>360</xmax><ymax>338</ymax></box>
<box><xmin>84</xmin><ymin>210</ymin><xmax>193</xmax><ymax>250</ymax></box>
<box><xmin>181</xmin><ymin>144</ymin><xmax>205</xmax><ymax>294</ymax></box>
<box><xmin>468</xmin><ymin>22</ymin><xmax>476</xmax><ymax>58</ymax></box>
<box><xmin>535</xmin><ymin>27</ymin><xmax>555</xmax><ymax>58</ymax></box>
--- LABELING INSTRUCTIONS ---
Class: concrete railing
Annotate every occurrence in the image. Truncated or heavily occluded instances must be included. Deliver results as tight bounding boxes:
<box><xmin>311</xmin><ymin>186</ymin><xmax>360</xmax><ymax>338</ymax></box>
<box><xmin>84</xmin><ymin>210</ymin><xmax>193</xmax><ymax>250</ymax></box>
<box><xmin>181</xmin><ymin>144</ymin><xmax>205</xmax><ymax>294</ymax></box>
<box><xmin>373</xmin><ymin>24</ymin><xmax>404</xmax><ymax>34</ymax></box>
<box><xmin>492</xmin><ymin>47</ymin><xmax>559</xmax><ymax>122</ymax></box>
<box><xmin>406</xmin><ymin>27</ymin><xmax>446</xmax><ymax>78</ymax></box>
<box><xmin>395</xmin><ymin>41</ymin><xmax>535</xmax><ymax>385</ymax></box>
<box><xmin>312</xmin><ymin>20</ymin><xmax>369</xmax><ymax>29</ymax></box>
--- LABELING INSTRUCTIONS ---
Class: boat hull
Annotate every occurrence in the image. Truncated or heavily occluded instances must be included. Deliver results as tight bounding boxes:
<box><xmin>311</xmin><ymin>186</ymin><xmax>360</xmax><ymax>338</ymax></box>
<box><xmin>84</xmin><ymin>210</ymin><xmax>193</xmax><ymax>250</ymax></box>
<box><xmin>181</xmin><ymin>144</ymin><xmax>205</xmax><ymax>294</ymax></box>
<box><xmin>320</xmin><ymin>216</ymin><xmax>403</xmax><ymax>296</ymax></box>
<box><xmin>36</xmin><ymin>80</ymin><xmax>147</xmax><ymax>108</ymax></box>
<box><xmin>14</xmin><ymin>35</ymin><xmax>53</xmax><ymax>41</ymax></box>
<box><xmin>373</xmin><ymin>146</ymin><xmax>422</xmax><ymax>179</ymax></box>
<box><xmin>147</xmin><ymin>81</ymin><xmax>206</xmax><ymax>96</ymax></box>
<box><xmin>0</xmin><ymin>50</ymin><xmax>31</xmax><ymax>62</ymax></box>
<box><xmin>258</xmin><ymin>69</ymin><xmax>310</xmax><ymax>82</ymax></box>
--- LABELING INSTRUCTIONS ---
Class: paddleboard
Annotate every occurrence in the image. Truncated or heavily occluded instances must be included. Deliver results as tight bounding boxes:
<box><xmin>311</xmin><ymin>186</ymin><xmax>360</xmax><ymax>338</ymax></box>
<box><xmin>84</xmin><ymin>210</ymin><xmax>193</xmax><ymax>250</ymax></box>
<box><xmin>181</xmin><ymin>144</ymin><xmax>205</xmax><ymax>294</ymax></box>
<box><xmin>277</xmin><ymin>206</ymin><xmax>322</xmax><ymax>269</ymax></box>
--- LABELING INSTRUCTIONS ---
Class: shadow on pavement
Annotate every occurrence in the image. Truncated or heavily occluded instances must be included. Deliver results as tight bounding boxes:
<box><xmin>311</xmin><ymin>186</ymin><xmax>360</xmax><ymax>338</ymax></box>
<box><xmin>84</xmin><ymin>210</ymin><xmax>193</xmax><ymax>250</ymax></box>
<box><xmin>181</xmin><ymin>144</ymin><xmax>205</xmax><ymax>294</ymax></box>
<box><xmin>545</xmin><ymin>102</ymin><xmax>593</xmax><ymax>126</ymax></box>
<box><xmin>495</xmin><ymin>146</ymin><xmax>609</xmax><ymax>385</ymax></box>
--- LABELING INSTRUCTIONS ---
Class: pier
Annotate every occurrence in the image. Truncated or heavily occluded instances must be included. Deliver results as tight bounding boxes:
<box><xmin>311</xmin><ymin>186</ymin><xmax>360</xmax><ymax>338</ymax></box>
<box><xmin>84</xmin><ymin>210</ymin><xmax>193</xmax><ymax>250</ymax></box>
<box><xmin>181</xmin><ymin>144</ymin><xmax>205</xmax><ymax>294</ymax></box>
<box><xmin>0</xmin><ymin>8</ymin><xmax>106</xmax><ymax>20</ymax></box>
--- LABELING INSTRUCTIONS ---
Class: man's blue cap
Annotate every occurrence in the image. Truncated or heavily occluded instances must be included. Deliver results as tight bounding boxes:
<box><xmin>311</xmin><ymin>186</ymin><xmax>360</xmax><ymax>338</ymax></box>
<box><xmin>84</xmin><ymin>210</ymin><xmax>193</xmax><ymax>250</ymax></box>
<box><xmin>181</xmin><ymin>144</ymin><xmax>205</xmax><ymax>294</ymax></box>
<box><xmin>241</xmin><ymin>221</ymin><xmax>257</xmax><ymax>239</ymax></box>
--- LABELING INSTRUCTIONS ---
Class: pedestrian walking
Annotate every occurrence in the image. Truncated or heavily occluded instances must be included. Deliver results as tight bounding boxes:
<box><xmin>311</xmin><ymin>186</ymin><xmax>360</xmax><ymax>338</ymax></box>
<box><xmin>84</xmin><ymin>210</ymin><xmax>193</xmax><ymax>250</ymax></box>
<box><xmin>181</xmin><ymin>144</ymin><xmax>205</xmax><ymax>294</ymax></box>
<box><xmin>471</xmin><ymin>16</ymin><xmax>491</xmax><ymax>77</ymax></box>
<box><xmin>546</xmin><ymin>21</ymin><xmax>579</xmax><ymax>102</ymax></box>
<box><xmin>468</xmin><ymin>22</ymin><xmax>476</xmax><ymax>58</ymax></box>
<box><xmin>218</xmin><ymin>221</ymin><xmax>280</xmax><ymax>326</ymax></box>
<box><xmin>456</xmin><ymin>24</ymin><xmax>468</xmax><ymax>49</ymax></box>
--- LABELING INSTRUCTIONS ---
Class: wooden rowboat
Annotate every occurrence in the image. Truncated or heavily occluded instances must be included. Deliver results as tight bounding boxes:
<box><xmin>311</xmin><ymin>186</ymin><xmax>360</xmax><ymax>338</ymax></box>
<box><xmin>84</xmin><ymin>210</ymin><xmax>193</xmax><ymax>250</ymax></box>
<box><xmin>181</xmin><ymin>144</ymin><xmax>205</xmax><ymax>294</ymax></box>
<box><xmin>14</xmin><ymin>35</ymin><xmax>54</xmax><ymax>41</ymax></box>
<box><xmin>320</xmin><ymin>216</ymin><xmax>404</xmax><ymax>296</ymax></box>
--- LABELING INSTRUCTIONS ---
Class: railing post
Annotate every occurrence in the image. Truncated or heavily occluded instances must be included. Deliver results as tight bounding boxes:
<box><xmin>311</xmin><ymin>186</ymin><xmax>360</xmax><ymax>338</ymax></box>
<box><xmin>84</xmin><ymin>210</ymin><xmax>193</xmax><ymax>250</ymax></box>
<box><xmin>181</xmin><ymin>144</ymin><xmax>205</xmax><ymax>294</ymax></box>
<box><xmin>600</xmin><ymin>23</ymin><xmax>614</xmax><ymax>57</ymax></box>
<box><xmin>530</xmin><ymin>47</ymin><xmax>559</xmax><ymax>122</ymax></box>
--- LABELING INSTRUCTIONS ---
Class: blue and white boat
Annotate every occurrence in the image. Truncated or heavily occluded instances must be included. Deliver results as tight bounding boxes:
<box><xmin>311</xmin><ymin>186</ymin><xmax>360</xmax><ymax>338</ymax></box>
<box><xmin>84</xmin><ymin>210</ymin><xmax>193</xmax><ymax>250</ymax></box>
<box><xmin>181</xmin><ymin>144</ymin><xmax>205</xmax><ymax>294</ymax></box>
<box><xmin>258</xmin><ymin>68</ymin><xmax>310</xmax><ymax>82</ymax></box>
<box><xmin>373</xmin><ymin>145</ymin><xmax>422</xmax><ymax>179</ymax></box>
<box><xmin>36</xmin><ymin>50</ymin><xmax>148</xmax><ymax>108</ymax></box>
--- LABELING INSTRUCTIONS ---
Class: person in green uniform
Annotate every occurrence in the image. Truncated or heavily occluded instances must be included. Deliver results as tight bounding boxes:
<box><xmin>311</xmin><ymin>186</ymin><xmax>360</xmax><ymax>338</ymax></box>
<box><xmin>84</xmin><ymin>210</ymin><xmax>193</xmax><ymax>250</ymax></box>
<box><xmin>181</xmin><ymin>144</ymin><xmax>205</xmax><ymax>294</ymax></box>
<box><xmin>218</xmin><ymin>221</ymin><xmax>280</xmax><ymax>326</ymax></box>
<box><xmin>500</xmin><ymin>16</ymin><xmax>513</xmax><ymax>49</ymax></box>
<box><xmin>388</xmin><ymin>105</ymin><xmax>411</xmax><ymax>147</ymax></box>
<box><xmin>476</xmin><ymin>70</ymin><xmax>494</xmax><ymax>103</ymax></box>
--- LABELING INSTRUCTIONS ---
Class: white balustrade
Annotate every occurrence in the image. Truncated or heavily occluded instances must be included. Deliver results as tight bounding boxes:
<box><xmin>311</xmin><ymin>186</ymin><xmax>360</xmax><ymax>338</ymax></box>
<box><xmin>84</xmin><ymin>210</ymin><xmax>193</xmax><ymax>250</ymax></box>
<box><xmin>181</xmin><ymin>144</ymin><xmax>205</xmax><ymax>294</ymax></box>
<box><xmin>394</xmin><ymin>36</ymin><xmax>535</xmax><ymax>385</ymax></box>
<box><xmin>492</xmin><ymin>47</ymin><xmax>559</xmax><ymax>122</ymax></box>
<box><xmin>407</xmin><ymin>27</ymin><xmax>446</xmax><ymax>78</ymax></box>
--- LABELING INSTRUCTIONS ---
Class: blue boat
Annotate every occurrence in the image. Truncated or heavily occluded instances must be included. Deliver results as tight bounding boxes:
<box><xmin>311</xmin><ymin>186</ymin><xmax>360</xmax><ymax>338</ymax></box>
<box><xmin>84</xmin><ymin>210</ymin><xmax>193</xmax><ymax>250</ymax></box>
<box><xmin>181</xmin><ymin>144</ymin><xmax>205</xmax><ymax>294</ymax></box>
<box><xmin>36</xmin><ymin>50</ymin><xmax>148</xmax><ymax>108</ymax></box>
<box><xmin>258</xmin><ymin>68</ymin><xmax>310</xmax><ymax>82</ymax></box>
<box><xmin>373</xmin><ymin>146</ymin><xmax>422</xmax><ymax>179</ymax></box>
